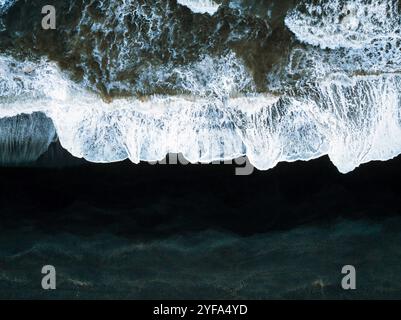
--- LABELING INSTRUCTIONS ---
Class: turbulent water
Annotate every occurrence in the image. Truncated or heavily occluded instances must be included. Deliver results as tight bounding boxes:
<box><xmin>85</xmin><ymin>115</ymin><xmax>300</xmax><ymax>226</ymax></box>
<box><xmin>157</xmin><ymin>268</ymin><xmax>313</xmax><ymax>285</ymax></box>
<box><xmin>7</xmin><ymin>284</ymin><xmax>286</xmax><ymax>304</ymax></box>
<box><xmin>1</xmin><ymin>0</ymin><xmax>401</xmax><ymax>172</ymax></box>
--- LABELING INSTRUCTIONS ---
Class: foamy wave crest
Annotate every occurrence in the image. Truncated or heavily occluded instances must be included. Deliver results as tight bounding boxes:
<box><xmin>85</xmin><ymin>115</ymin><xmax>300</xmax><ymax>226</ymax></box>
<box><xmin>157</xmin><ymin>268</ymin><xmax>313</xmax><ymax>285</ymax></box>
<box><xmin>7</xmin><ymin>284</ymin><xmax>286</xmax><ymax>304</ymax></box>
<box><xmin>0</xmin><ymin>0</ymin><xmax>16</xmax><ymax>14</ymax></box>
<box><xmin>1</xmin><ymin>53</ymin><xmax>401</xmax><ymax>172</ymax></box>
<box><xmin>285</xmin><ymin>0</ymin><xmax>401</xmax><ymax>49</ymax></box>
<box><xmin>0</xmin><ymin>0</ymin><xmax>16</xmax><ymax>31</ymax></box>
<box><xmin>267</xmin><ymin>39</ymin><xmax>401</xmax><ymax>92</ymax></box>
<box><xmin>177</xmin><ymin>0</ymin><xmax>220</xmax><ymax>15</ymax></box>
<box><xmin>0</xmin><ymin>112</ymin><xmax>55</xmax><ymax>165</ymax></box>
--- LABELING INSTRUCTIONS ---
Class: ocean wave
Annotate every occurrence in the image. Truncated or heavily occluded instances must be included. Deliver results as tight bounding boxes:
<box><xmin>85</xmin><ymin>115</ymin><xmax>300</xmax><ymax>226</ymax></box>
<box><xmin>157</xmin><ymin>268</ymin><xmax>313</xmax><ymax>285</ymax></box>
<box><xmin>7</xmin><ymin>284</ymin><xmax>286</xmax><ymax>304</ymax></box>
<box><xmin>0</xmin><ymin>112</ymin><xmax>55</xmax><ymax>165</ymax></box>
<box><xmin>1</xmin><ymin>1</ymin><xmax>401</xmax><ymax>172</ymax></box>
<box><xmin>285</xmin><ymin>0</ymin><xmax>401</xmax><ymax>49</ymax></box>
<box><xmin>1</xmin><ymin>51</ymin><xmax>401</xmax><ymax>172</ymax></box>
<box><xmin>0</xmin><ymin>0</ymin><xmax>271</xmax><ymax>97</ymax></box>
<box><xmin>0</xmin><ymin>0</ymin><xmax>15</xmax><ymax>15</ymax></box>
<box><xmin>177</xmin><ymin>0</ymin><xmax>220</xmax><ymax>15</ymax></box>
<box><xmin>0</xmin><ymin>0</ymin><xmax>16</xmax><ymax>31</ymax></box>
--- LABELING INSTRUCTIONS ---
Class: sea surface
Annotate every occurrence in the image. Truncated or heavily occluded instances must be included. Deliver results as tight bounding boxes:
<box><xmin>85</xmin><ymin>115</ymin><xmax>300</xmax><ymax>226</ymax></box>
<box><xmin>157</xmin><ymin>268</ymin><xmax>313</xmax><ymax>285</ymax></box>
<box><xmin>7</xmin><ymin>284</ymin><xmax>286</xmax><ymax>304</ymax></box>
<box><xmin>0</xmin><ymin>0</ymin><xmax>401</xmax><ymax>299</ymax></box>
<box><xmin>1</xmin><ymin>0</ymin><xmax>401</xmax><ymax>171</ymax></box>
<box><xmin>0</xmin><ymin>145</ymin><xmax>400</xmax><ymax>299</ymax></box>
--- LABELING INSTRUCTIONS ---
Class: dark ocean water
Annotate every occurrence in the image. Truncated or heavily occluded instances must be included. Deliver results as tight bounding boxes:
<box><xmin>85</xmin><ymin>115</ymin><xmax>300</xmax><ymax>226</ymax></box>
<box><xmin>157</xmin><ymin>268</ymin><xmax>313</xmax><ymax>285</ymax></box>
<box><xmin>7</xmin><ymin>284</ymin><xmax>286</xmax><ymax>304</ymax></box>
<box><xmin>0</xmin><ymin>144</ymin><xmax>401</xmax><ymax>299</ymax></box>
<box><xmin>1</xmin><ymin>0</ymin><xmax>401</xmax><ymax>299</ymax></box>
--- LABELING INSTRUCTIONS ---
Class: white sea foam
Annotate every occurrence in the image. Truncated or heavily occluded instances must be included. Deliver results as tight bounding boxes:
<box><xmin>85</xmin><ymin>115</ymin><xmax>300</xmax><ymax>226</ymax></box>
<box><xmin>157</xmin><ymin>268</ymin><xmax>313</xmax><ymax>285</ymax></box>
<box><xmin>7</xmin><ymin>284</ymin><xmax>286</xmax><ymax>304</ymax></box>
<box><xmin>285</xmin><ymin>0</ymin><xmax>401</xmax><ymax>49</ymax></box>
<box><xmin>0</xmin><ymin>0</ymin><xmax>400</xmax><ymax>170</ymax></box>
<box><xmin>177</xmin><ymin>0</ymin><xmax>220</xmax><ymax>15</ymax></box>
<box><xmin>1</xmin><ymin>52</ymin><xmax>401</xmax><ymax>172</ymax></box>
<box><xmin>0</xmin><ymin>0</ymin><xmax>16</xmax><ymax>31</ymax></box>
<box><xmin>0</xmin><ymin>0</ymin><xmax>15</xmax><ymax>14</ymax></box>
<box><xmin>74</xmin><ymin>0</ymin><xmax>225</xmax><ymax>95</ymax></box>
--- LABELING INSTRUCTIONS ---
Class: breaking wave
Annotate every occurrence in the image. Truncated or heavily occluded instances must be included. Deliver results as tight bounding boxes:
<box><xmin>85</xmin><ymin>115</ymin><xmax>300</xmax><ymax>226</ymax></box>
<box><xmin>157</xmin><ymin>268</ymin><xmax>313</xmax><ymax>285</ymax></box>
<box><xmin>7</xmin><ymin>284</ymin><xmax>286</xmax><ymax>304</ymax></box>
<box><xmin>1</xmin><ymin>0</ymin><xmax>401</xmax><ymax>173</ymax></box>
<box><xmin>285</xmin><ymin>0</ymin><xmax>401</xmax><ymax>49</ymax></box>
<box><xmin>0</xmin><ymin>0</ymin><xmax>16</xmax><ymax>14</ymax></box>
<box><xmin>177</xmin><ymin>0</ymin><xmax>220</xmax><ymax>15</ymax></box>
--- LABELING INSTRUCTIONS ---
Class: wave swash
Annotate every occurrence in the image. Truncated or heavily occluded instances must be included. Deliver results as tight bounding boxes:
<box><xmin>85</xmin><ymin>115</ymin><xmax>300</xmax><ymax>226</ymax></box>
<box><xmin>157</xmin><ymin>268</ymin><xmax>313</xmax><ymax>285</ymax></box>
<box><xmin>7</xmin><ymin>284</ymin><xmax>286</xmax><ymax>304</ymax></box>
<box><xmin>1</xmin><ymin>0</ymin><xmax>401</xmax><ymax>173</ymax></box>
